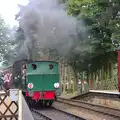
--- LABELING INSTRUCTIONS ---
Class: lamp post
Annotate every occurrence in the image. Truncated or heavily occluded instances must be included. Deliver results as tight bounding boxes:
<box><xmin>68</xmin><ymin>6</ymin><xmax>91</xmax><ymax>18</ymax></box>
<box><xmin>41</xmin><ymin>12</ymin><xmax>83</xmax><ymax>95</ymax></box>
<box><xmin>118</xmin><ymin>48</ymin><xmax>120</xmax><ymax>92</ymax></box>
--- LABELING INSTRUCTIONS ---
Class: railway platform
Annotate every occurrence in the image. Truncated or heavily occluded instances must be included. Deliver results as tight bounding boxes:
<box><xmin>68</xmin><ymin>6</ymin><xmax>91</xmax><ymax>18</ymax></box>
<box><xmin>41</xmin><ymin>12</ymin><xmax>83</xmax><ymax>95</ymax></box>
<box><xmin>89</xmin><ymin>90</ymin><xmax>120</xmax><ymax>95</ymax></box>
<box><xmin>22</xmin><ymin>95</ymin><xmax>34</xmax><ymax>120</ymax></box>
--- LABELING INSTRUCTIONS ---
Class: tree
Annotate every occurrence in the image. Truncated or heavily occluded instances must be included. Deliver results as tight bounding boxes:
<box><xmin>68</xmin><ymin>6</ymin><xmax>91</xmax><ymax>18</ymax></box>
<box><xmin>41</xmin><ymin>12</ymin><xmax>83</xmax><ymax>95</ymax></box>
<box><xmin>0</xmin><ymin>15</ymin><xmax>16</xmax><ymax>65</ymax></box>
<box><xmin>63</xmin><ymin>0</ymin><xmax>120</xmax><ymax>90</ymax></box>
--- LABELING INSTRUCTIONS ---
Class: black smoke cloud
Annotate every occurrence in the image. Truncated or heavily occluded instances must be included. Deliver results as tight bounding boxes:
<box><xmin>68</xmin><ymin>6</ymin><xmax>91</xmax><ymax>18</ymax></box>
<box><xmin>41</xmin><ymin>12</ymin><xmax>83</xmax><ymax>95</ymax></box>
<box><xmin>16</xmin><ymin>0</ymin><xmax>85</xmax><ymax>60</ymax></box>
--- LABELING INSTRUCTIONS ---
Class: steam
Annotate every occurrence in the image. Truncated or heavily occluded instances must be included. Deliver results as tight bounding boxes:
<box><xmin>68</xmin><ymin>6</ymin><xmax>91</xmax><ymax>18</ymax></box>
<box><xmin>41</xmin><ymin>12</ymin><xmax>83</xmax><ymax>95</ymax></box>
<box><xmin>17</xmin><ymin>0</ymin><xmax>85</xmax><ymax>60</ymax></box>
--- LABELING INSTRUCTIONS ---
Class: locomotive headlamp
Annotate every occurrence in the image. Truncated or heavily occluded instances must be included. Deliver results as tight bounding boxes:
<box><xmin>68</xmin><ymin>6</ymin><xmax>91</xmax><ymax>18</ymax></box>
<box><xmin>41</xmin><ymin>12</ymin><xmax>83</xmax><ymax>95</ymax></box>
<box><xmin>28</xmin><ymin>83</ymin><xmax>34</xmax><ymax>89</ymax></box>
<box><xmin>54</xmin><ymin>83</ymin><xmax>59</xmax><ymax>88</ymax></box>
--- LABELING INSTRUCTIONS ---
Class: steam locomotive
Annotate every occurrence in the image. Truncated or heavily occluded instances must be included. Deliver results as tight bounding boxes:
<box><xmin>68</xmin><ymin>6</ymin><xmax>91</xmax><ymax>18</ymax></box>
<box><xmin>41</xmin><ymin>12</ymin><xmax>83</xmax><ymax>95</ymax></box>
<box><xmin>0</xmin><ymin>59</ymin><xmax>60</xmax><ymax>107</ymax></box>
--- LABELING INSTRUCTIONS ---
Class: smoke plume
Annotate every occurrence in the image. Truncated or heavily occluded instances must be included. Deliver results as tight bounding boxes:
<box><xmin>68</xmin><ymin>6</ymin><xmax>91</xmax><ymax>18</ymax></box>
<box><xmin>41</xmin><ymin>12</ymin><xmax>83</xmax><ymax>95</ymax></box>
<box><xmin>16</xmin><ymin>0</ymin><xmax>85</xmax><ymax>60</ymax></box>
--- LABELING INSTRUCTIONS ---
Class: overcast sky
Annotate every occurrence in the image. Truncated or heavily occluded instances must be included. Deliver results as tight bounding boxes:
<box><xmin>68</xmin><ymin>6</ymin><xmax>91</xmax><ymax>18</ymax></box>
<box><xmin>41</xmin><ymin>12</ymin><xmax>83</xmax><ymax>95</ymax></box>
<box><xmin>0</xmin><ymin>0</ymin><xmax>29</xmax><ymax>27</ymax></box>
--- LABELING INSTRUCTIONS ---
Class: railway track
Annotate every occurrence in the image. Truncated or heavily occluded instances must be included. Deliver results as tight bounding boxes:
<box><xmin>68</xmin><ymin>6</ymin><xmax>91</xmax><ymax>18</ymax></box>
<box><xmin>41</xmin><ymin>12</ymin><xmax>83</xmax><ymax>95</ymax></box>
<box><xmin>31</xmin><ymin>108</ymin><xmax>51</xmax><ymax>120</ymax></box>
<box><xmin>31</xmin><ymin>107</ymin><xmax>85</xmax><ymax>120</ymax></box>
<box><xmin>54</xmin><ymin>97</ymin><xmax>120</xmax><ymax>120</ymax></box>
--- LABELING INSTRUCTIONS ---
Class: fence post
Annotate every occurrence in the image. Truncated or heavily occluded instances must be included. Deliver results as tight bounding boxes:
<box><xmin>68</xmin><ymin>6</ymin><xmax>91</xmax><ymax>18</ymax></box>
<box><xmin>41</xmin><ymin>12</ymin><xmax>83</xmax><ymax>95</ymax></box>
<box><xmin>18</xmin><ymin>90</ymin><xmax>22</xmax><ymax>120</ymax></box>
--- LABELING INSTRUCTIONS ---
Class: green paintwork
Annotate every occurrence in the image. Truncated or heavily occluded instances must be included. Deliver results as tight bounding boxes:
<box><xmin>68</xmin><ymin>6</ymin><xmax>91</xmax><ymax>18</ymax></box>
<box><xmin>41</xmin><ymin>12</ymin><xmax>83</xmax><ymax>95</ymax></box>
<box><xmin>26</xmin><ymin>61</ymin><xmax>59</xmax><ymax>91</ymax></box>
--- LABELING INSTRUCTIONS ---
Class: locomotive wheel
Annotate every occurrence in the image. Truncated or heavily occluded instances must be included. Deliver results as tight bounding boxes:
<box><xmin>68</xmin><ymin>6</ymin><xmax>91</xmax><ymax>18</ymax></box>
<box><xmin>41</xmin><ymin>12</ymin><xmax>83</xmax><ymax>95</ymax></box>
<box><xmin>28</xmin><ymin>98</ymin><xmax>32</xmax><ymax>109</ymax></box>
<box><xmin>44</xmin><ymin>101</ymin><xmax>48</xmax><ymax>107</ymax></box>
<box><xmin>48</xmin><ymin>100</ymin><xmax>53</xmax><ymax>107</ymax></box>
<box><xmin>26</xmin><ymin>97</ymin><xmax>31</xmax><ymax>108</ymax></box>
<box><xmin>38</xmin><ymin>100</ymin><xmax>45</xmax><ymax>108</ymax></box>
<box><xmin>55</xmin><ymin>95</ymin><xmax>57</xmax><ymax>101</ymax></box>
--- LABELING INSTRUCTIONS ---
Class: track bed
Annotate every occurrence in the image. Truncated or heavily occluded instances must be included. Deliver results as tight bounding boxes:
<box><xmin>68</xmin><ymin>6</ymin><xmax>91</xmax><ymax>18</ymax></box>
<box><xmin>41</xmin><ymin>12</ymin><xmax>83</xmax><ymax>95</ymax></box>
<box><xmin>55</xmin><ymin>97</ymin><xmax>120</xmax><ymax>120</ymax></box>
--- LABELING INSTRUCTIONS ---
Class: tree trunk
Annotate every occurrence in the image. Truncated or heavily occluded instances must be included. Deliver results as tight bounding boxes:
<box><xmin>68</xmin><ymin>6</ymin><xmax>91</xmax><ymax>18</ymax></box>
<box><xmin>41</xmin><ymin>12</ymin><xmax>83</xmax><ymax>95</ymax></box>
<box><xmin>102</xmin><ymin>66</ymin><xmax>104</xmax><ymax>81</ymax></box>
<box><xmin>87</xmin><ymin>71</ymin><xmax>89</xmax><ymax>84</ymax></box>
<box><xmin>63</xmin><ymin>64</ymin><xmax>66</xmax><ymax>93</ymax></box>
<box><xmin>68</xmin><ymin>66</ymin><xmax>71</xmax><ymax>89</ymax></box>
<box><xmin>99</xmin><ymin>69</ymin><xmax>101</xmax><ymax>81</ymax></box>
<box><xmin>91</xmin><ymin>72</ymin><xmax>93</xmax><ymax>89</ymax></box>
<box><xmin>110</xmin><ymin>62</ymin><xmax>114</xmax><ymax>80</ymax></box>
<box><xmin>93</xmin><ymin>72</ymin><xmax>95</xmax><ymax>89</ymax></box>
<box><xmin>72</xmin><ymin>70</ymin><xmax>77</xmax><ymax>93</ymax></box>
<box><xmin>107</xmin><ymin>62</ymin><xmax>109</xmax><ymax>80</ymax></box>
<box><xmin>62</xmin><ymin>63</ymin><xmax>66</xmax><ymax>94</ymax></box>
<box><xmin>82</xmin><ymin>71</ymin><xmax>84</xmax><ymax>92</ymax></box>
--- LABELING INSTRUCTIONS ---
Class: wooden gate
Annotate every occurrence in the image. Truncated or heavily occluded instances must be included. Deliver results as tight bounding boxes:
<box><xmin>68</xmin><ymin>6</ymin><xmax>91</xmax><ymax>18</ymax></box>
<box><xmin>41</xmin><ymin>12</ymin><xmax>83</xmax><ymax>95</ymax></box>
<box><xmin>0</xmin><ymin>90</ymin><xmax>18</xmax><ymax>120</ymax></box>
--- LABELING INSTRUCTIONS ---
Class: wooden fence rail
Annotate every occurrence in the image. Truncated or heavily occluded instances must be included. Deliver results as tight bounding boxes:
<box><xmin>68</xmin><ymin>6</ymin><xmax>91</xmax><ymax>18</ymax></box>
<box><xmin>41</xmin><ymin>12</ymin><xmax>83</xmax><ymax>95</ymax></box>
<box><xmin>0</xmin><ymin>90</ymin><xmax>18</xmax><ymax>120</ymax></box>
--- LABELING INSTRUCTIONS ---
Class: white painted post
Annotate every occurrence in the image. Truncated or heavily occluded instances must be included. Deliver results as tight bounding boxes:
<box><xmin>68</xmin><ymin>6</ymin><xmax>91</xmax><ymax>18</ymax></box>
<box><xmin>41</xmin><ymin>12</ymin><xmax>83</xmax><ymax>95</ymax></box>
<box><xmin>18</xmin><ymin>90</ymin><xmax>22</xmax><ymax>120</ymax></box>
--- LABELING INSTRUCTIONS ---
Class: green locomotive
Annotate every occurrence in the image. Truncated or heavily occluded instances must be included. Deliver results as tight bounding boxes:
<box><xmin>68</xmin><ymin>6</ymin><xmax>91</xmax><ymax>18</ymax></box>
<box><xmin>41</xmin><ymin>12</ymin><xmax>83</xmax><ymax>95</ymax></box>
<box><xmin>24</xmin><ymin>61</ymin><xmax>60</xmax><ymax>107</ymax></box>
<box><xmin>0</xmin><ymin>59</ymin><xmax>60</xmax><ymax>107</ymax></box>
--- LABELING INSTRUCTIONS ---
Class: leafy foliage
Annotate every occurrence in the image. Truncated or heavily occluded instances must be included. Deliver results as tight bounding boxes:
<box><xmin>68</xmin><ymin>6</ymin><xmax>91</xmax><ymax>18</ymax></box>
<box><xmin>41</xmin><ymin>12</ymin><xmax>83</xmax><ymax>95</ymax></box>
<box><xmin>63</xmin><ymin>0</ymin><xmax>120</xmax><ymax>77</ymax></box>
<box><xmin>0</xmin><ymin>15</ymin><xmax>16</xmax><ymax>65</ymax></box>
